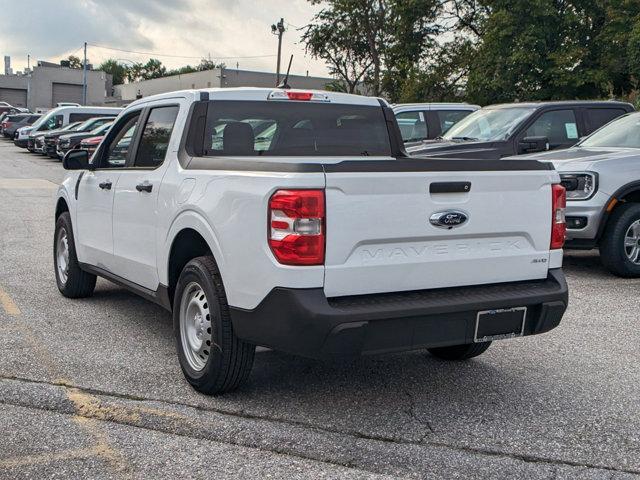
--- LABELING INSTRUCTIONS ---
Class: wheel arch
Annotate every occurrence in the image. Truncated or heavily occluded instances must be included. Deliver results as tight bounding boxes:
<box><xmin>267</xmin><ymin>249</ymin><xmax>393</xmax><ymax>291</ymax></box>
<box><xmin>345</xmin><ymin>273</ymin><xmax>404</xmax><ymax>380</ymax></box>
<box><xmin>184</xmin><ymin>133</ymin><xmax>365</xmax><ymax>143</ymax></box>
<box><xmin>55</xmin><ymin>196</ymin><xmax>69</xmax><ymax>221</ymax></box>
<box><xmin>596</xmin><ymin>180</ymin><xmax>640</xmax><ymax>242</ymax></box>
<box><xmin>162</xmin><ymin>210</ymin><xmax>225</xmax><ymax>307</ymax></box>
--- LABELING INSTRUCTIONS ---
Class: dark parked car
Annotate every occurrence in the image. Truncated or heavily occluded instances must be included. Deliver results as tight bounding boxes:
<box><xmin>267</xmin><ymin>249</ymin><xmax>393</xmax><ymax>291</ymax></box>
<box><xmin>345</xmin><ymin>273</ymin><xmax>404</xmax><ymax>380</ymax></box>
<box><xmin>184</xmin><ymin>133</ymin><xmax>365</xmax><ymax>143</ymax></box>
<box><xmin>407</xmin><ymin>101</ymin><xmax>635</xmax><ymax>159</ymax></box>
<box><xmin>56</xmin><ymin>119</ymin><xmax>115</xmax><ymax>158</ymax></box>
<box><xmin>2</xmin><ymin>114</ymin><xmax>41</xmax><ymax>139</ymax></box>
<box><xmin>28</xmin><ymin>122</ymin><xmax>83</xmax><ymax>154</ymax></box>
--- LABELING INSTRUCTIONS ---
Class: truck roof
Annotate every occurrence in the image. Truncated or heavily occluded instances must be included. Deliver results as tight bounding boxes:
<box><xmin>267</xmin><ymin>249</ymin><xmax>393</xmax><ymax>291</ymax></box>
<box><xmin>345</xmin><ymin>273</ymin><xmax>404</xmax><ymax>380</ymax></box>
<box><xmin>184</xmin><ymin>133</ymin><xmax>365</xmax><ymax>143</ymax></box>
<box><xmin>127</xmin><ymin>87</ymin><xmax>385</xmax><ymax>108</ymax></box>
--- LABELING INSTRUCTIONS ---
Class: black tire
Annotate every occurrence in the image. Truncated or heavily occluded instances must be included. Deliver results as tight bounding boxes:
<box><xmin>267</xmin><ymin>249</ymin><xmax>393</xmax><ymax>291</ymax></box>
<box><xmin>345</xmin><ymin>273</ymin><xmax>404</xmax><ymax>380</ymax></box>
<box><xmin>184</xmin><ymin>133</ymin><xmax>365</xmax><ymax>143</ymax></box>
<box><xmin>173</xmin><ymin>256</ymin><xmax>255</xmax><ymax>395</ymax></box>
<box><xmin>54</xmin><ymin>212</ymin><xmax>97</xmax><ymax>298</ymax></box>
<box><xmin>600</xmin><ymin>203</ymin><xmax>640</xmax><ymax>277</ymax></box>
<box><xmin>428</xmin><ymin>341</ymin><xmax>492</xmax><ymax>360</ymax></box>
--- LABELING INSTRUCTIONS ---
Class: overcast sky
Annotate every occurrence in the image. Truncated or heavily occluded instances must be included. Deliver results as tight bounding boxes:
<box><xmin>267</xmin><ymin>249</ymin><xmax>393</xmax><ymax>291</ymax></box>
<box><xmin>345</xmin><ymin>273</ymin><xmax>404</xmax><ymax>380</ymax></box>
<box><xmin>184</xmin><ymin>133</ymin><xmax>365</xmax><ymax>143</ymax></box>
<box><xmin>1</xmin><ymin>0</ymin><xmax>329</xmax><ymax>77</ymax></box>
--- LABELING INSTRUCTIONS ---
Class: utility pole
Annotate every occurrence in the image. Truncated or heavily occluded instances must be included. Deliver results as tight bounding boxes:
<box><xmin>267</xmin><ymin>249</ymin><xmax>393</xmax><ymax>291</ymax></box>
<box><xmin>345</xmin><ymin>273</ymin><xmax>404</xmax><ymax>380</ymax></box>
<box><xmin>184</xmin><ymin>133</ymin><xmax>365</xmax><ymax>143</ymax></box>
<box><xmin>27</xmin><ymin>54</ymin><xmax>30</xmax><ymax>71</ymax></box>
<box><xmin>271</xmin><ymin>18</ymin><xmax>285</xmax><ymax>85</ymax></box>
<box><xmin>82</xmin><ymin>42</ymin><xmax>87</xmax><ymax>105</ymax></box>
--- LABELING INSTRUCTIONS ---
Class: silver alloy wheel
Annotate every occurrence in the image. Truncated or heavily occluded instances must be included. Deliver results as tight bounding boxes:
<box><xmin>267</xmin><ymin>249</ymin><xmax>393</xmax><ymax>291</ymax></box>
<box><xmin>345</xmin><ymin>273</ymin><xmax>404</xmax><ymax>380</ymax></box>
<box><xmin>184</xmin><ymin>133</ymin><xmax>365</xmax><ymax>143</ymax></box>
<box><xmin>179</xmin><ymin>281</ymin><xmax>213</xmax><ymax>371</ymax></box>
<box><xmin>624</xmin><ymin>220</ymin><xmax>640</xmax><ymax>264</ymax></box>
<box><xmin>56</xmin><ymin>227</ymin><xmax>69</xmax><ymax>285</ymax></box>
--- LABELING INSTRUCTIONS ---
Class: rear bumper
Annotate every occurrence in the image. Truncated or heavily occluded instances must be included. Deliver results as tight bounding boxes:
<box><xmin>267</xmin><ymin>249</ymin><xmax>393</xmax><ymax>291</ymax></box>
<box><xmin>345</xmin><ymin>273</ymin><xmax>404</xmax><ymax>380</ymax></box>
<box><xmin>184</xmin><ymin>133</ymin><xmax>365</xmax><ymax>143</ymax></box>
<box><xmin>14</xmin><ymin>139</ymin><xmax>27</xmax><ymax>148</ymax></box>
<box><xmin>230</xmin><ymin>268</ymin><xmax>568</xmax><ymax>359</ymax></box>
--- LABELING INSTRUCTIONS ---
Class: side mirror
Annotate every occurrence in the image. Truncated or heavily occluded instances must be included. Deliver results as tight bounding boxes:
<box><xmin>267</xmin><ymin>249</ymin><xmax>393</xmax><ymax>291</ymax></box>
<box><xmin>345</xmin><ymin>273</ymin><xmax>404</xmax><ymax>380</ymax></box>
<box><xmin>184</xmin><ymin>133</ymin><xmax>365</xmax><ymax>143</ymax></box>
<box><xmin>518</xmin><ymin>136</ymin><xmax>549</xmax><ymax>154</ymax></box>
<box><xmin>63</xmin><ymin>149</ymin><xmax>93</xmax><ymax>170</ymax></box>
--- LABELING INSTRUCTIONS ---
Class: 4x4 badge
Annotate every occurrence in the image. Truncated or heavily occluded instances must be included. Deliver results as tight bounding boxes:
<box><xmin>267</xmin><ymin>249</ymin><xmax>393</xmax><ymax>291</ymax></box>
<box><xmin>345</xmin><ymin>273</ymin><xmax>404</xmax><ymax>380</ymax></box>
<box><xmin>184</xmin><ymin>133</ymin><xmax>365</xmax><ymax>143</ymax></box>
<box><xmin>429</xmin><ymin>210</ymin><xmax>468</xmax><ymax>229</ymax></box>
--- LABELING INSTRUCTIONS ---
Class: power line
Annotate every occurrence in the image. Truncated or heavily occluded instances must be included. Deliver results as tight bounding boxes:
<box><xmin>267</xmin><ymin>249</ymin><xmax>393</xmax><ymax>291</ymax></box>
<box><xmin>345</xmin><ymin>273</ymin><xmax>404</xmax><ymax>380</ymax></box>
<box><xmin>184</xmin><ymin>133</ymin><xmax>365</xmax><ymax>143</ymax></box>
<box><xmin>86</xmin><ymin>43</ymin><xmax>276</xmax><ymax>60</ymax></box>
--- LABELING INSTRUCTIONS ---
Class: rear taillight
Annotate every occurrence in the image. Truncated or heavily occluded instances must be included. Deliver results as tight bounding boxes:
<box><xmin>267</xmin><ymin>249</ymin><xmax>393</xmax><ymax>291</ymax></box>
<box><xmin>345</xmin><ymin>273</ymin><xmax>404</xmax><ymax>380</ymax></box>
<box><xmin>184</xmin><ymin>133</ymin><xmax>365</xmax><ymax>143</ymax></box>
<box><xmin>551</xmin><ymin>184</ymin><xmax>566</xmax><ymax>249</ymax></box>
<box><xmin>268</xmin><ymin>189</ymin><xmax>325</xmax><ymax>265</ymax></box>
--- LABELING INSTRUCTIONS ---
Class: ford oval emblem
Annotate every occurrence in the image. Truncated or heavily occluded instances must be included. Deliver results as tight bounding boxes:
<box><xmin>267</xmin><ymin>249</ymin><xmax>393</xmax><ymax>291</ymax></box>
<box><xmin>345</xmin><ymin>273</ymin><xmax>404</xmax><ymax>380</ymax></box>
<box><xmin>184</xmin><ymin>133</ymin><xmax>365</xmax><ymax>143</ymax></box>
<box><xmin>429</xmin><ymin>210</ymin><xmax>468</xmax><ymax>229</ymax></box>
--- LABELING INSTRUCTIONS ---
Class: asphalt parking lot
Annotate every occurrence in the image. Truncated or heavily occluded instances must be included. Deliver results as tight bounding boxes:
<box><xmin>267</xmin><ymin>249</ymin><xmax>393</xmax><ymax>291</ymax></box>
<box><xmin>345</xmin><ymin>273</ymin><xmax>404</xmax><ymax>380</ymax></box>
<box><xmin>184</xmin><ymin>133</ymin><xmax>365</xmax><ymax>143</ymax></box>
<box><xmin>0</xmin><ymin>140</ymin><xmax>638</xmax><ymax>479</ymax></box>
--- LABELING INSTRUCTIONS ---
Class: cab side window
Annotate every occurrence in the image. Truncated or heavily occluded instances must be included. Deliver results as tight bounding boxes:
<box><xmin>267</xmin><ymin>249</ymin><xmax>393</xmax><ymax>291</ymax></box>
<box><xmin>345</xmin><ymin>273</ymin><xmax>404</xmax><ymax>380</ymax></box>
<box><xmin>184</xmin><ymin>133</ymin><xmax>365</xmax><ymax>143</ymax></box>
<box><xmin>45</xmin><ymin>114</ymin><xmax>64</xmax><ymax>130</ymax></box>
<box><xmin>525</xmin><ymin>109</ymin><xmax>578</xmax><ymax>148</ymax></box>
<box><xmin>395</xmin><ymin>111</ymin><xmax>428</xmax><ymax>143</ymax></box>
<box><xmin>100</xmin><ymin>113</ymin><xmax>141</xmax><ymax>168</ymax></box>
<box><xmin>134</xmin><ymin>106</ymin><xmax>179</xmax><ymax>168</ymax></box>
<box><xmin>586</xmin><ymin>108</ymin><xmax>626</xmax><ymax>134</ymax></box>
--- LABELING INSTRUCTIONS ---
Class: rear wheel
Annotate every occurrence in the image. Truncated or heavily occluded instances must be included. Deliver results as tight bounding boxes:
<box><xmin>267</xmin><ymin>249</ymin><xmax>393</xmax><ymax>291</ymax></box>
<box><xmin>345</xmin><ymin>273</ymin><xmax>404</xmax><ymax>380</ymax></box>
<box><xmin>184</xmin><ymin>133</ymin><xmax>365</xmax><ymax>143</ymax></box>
<box><xmin>174</xmin><ymin>256</ymin><xmax>255</xmax><ymax>394</ymax></box>
<box><xmin>428</xmin><ymin>342</ymin><xmax>491</xmax><ymax>360</ymax></box>
<box><xmin>600</xmin><ymin>203</ymin><xmax>640</xmax><ymax>277</ymax></box>
<box><xmin>54</xmin><ymin>212</ymin><xmax>96</xmax><ymax>298</ymax></box>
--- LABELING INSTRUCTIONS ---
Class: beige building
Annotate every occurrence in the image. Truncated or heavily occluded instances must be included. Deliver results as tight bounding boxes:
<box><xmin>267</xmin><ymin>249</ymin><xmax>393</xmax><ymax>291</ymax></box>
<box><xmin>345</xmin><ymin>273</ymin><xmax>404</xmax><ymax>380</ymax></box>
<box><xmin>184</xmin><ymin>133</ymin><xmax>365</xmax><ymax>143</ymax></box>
<box><xmin>114</xmin><ymin>67</ymin><xmax>336</xmax><ymax>101</ymax></box>
<box><xmin>0</xmin><ymin>62</ymin><xmax>111</xmax><ymax>111</ymax></box>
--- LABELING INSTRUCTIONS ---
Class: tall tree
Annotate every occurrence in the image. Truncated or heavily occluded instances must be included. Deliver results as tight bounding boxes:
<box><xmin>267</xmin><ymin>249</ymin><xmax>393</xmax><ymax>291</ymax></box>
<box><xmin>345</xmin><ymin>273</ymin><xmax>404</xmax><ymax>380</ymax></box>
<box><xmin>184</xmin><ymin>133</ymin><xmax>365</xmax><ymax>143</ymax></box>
<box><xmin>303</xmin><ymin>0</ymin><xmax>444</xmax><ymax>97</ymax></box>
<box><xmin>463</xmin><ymin>0</ymin><xmax>640</xmax><ymax>104</ymax></box>
<box><xmin>67</xmin><ymin>55</ymin><xmax>83</xmax><ymax>69</ymax></box>
<box><xmin>97</xmin><ymin>59</ymin><xmax>129</xmax><ymax>85</ymax></box>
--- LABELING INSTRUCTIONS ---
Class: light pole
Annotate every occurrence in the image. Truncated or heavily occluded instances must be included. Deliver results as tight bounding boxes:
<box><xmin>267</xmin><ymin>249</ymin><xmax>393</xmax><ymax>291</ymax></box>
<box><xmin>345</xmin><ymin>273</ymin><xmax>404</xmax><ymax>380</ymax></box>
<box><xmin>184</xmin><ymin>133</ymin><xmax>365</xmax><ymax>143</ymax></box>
<box><xmin>271</xmin><ymin>18</ymin><xmax>285</xmax><ymax>86</ymax></box>
<box><xmin>82</xmin><ymin>42</ymin><xmax>87</xmax><ymax>105</ymax></box>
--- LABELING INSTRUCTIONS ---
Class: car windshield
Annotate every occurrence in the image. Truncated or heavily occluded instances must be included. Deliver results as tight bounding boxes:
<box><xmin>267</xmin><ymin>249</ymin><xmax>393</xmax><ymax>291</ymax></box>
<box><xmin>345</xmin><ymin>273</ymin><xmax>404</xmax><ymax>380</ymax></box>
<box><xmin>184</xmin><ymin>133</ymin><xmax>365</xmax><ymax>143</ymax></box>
<box><xmin>76</xmin><ymin>119</ymin><xmax>102</xmax><ymax>131</ymax></box>
<box><xmin>30</xmin><ymin>111</ymin><xmax>55</xmax><ymax>129</ymax></box>
<box><xmin>62</xmin><ymin>122</ymin><xmax>82</xmax><ymax>131</ymax></box>
<box><xmin>91</xmin><ymin>122</ymin><xmax>113</xmax><ymax>134</ymax></box>
<box><xmin>579</xmin><ymin>113</ymin><xmax>640</xmax><ymax>148</ymax></box>
<box><xmin>443</xmin><ymin>107</ymin><xmax>535</xmax><ymax>142</ymax></box>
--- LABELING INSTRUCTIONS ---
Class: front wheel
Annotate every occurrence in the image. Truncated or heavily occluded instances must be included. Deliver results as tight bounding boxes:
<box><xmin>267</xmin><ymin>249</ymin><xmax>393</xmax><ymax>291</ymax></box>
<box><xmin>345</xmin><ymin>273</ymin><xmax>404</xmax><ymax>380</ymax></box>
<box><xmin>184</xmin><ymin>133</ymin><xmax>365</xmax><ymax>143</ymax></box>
<box><xmin>428</xmin><ymin>342</ymin><xmax>492</xmax><ymax>360</ymax></box>
<box><xmin>54</xmin><ymin>212</ymin><xmax>96</xmax><ymax>298</ymax></box>
<box><xmin>600</xmin><ymin>203</ymin><xmax>640</xmax><ymax>277</ymax></box>
<box><xmin>174</xmin><ymin>256</ymin><xmax>255</xmax><ymax>395</ymax></box>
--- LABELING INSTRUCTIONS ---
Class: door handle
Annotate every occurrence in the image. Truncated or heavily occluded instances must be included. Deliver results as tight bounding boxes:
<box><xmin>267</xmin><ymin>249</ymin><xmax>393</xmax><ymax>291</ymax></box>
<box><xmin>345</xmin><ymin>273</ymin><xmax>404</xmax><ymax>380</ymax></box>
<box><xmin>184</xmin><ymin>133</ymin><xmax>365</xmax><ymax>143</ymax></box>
<box><xmin>98</xmin><ymin>181</ymin><xmax>112</xmax><ymax>190</ymax></box>
<box><xmin>136</xmin><ymin>182</ymin><xmax>153</xmax><ymax>193</ymax></box>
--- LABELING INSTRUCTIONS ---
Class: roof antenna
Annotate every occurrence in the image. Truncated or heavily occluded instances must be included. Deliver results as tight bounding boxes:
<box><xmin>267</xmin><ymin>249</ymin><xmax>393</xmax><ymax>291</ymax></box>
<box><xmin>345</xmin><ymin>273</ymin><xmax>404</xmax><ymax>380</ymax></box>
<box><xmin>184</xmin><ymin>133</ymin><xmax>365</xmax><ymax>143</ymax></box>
<box><xmin>277</xmin><ymin>55</ymin><xmax>293</xmax><ymax>89</ymax></box>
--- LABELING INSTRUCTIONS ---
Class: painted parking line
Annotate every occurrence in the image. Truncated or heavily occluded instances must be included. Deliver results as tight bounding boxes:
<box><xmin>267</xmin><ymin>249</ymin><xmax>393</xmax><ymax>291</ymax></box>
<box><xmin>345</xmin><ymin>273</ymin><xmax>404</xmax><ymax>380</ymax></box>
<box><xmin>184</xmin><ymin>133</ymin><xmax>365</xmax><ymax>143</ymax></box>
<box><xmin>0</xmin><ymin>286</ymin><xmax>20</xmax><ymax>316</ymax></box>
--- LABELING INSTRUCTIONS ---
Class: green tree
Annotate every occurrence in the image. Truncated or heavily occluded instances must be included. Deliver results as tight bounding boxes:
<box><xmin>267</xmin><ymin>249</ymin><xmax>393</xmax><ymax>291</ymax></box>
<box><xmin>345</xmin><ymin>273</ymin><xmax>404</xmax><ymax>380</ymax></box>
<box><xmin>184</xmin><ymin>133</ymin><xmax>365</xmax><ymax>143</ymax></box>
<box><xmin>463</xmin><ymin>0</ymin><xmax>640</xmax><ymax>104</ymax></box>
<box><xmin>67</xmin><ymin>55</ymin><xmax>83</xmax><ymax>69</ymax></box>
<box><xmin>302</xmin><ymin>0</ymin><xmax>444</xmax><ymax>97</ymax></box>
<box><xmin>97</xmin><ymin>59</ymin><xmax>129</xmax><ymax>85</ymax></box>
<box><xmin>141</xmin><ymin>58</ymin><xmax>167</xmax><ymax>80</ymax></box>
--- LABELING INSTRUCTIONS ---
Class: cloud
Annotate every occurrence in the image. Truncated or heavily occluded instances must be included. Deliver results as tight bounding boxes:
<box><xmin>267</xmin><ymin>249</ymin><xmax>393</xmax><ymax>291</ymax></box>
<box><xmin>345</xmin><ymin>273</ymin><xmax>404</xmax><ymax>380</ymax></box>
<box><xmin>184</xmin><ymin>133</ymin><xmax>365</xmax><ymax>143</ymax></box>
<box><xmin>1</xmin><ymin>0</ymin><xmax>329</xmax><ymax>77</ymax></box>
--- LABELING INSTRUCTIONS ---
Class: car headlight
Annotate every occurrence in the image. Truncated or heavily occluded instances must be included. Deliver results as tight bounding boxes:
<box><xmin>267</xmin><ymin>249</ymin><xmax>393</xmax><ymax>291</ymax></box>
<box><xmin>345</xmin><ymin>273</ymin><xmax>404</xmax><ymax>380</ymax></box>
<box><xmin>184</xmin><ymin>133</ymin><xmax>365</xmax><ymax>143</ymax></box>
<box><xmin>560</xmin><ymin>172</ymin><xmax>598</xmax><ymax>201</ymax></box>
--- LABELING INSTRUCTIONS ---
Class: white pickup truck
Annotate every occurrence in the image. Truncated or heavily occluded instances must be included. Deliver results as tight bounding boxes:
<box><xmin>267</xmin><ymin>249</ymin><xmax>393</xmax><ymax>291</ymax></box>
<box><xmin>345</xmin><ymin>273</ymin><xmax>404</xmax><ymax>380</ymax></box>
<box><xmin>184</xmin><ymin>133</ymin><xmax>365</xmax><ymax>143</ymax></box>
<box><xmin>54</xmin><ymin>88</ymin><xmax>569</xmax><ymax>394</ymax></box>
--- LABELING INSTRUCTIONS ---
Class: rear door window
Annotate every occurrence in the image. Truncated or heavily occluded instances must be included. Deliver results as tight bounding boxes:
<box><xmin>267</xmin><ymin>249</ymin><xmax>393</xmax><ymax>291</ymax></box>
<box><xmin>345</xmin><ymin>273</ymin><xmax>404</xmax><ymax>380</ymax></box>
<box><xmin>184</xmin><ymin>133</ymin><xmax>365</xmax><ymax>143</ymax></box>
<box><xmin>395</xmin><ymin>111</ymin><xmax>428</xmax><ymax>142</ymax></box>
<box><xmin>586</xmin><ymin>108</ymin><xmax>627</xmax><ymax>134</ymax></box>
<box><xmin>436</xmin><ymin>110</ymin><xmax>473</xmax><ymax>134</ymax></box>
<box><xmin>203</xmin><ymin>101</ymin><xmax>391</xmax><ymax>157</ymax></box>
<box><xmin>134</xmin><ymin>106</ymin><xmax>179</xmax><ymax>168</ymax></box>
<box><xmin>524</xmin><ymin>109</ymin><xmax>579</xmax><ymax>149</ymax></box>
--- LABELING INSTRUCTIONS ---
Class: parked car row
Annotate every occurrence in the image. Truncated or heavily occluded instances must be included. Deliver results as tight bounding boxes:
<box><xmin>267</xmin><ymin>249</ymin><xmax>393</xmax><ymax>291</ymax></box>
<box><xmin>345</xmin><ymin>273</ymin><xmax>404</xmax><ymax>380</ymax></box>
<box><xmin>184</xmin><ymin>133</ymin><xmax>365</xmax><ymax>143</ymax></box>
<box><xmin>6</xmin><ymin>86</ymin><xmax>639</xmax><ymax>395</ymax></box>
<box><xmin>7</xmin><ymin>105</ymin><xmax>121</xmax><ymax>159</ymax></box>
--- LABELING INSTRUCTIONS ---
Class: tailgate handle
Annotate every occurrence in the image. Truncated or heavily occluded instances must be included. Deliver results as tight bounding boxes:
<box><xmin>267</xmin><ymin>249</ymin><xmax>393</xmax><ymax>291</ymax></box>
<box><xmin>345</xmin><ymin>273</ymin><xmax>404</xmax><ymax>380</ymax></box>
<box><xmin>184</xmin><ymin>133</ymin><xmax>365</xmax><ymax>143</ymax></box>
<box><xmin>429</xmin><ymin>181</ymin><xmax>471</xmax><ymax>194</ymax></box>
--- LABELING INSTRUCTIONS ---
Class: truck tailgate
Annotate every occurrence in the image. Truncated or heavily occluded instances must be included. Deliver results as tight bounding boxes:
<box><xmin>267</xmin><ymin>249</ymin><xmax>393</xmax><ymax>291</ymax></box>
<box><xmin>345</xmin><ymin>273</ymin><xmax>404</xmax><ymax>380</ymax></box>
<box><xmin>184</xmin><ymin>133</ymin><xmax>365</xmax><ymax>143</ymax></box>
<box><xmin>324</xmin><ymin>162</ymin><xmax>558</xmax><ymax>298</ymax></box>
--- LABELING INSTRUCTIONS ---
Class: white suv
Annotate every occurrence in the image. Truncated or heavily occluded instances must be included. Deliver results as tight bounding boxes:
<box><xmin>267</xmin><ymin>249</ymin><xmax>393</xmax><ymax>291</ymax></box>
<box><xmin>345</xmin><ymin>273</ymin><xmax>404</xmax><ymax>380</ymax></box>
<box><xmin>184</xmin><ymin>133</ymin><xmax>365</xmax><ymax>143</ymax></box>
<box><xmin>54</xmin><ymin>88</ymin><xmax>568</xmax><ymax>394</ymax></box>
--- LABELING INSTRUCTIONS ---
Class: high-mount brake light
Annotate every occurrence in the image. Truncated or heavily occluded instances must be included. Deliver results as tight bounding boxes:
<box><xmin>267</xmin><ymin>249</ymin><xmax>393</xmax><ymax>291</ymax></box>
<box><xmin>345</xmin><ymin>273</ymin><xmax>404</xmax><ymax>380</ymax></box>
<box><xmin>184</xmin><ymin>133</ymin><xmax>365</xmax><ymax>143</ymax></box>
<box><xmin>551</xmin><ymin>184</ymin><xmax>566</xmax><ymax>249</ymax></box>
<box><xmin>268</xmin><ymin>189</ymin><xmax>325</xmax><ymax>266</ymax></box>
<box><xmin>267</xmin><ymin>91</ymin><xmax>330</xmax><ymax>102</ymax></box>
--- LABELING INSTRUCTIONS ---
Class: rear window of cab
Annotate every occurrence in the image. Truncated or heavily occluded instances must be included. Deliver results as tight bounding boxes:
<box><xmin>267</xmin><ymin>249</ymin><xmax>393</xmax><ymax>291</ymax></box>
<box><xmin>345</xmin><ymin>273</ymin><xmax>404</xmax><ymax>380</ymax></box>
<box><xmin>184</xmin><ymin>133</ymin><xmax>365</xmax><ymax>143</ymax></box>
<box><xmin>201</xmin><ymin>101</ymin><xmax>392</xmax><ymax>157</ymax></box>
